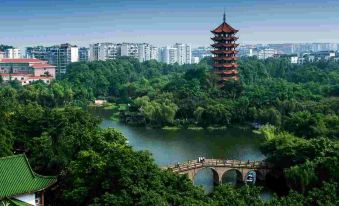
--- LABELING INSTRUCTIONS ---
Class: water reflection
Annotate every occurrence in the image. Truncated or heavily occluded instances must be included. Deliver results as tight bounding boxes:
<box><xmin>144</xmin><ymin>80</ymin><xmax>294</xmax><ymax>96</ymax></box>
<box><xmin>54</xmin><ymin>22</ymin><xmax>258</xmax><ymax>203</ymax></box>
<box><xmin>91</xmin><ymin>108</ymin><xmax>270</xmax><ymax>196</ymax></box>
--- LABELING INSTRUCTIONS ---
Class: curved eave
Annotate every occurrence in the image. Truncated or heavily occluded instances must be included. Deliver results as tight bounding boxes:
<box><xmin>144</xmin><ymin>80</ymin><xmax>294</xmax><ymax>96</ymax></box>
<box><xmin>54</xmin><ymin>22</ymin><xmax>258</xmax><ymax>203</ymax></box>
<box><xmin>214</xmin><ymin>69</ymin><xmax>239</xmax><ymax>75</ymax></box>
<box><xmin>213</xmin><ymin>63</ymin><xmax>239</xmax><ymax>68</ymax></box>
<box><xmin>211</xmin><ymin>50</ymin><xmax>239</xmax><ymax>55</ymax></box>
<box><xmin>211</xmin><ymin>43</ymin><xmax>239</xmax><ymax>48</ymax></box>
<box><xmin>213</xmin><ymin>57</ymin><xmax>239</xmax><ymax>61</ymax></box>
<box><xmin>211</xmin><ymin>37</ymin><xmax>239</xmax><ymax>41</ymax></box>
<box><xmin>211</xmin><ymin>30</ymin><xmax>239</xmax><ymax>34</ymax></box>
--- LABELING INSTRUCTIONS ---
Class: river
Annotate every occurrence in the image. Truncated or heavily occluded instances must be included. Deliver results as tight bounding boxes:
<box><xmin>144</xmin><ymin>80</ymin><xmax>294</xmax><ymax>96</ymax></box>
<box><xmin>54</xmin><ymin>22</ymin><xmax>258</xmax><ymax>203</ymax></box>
<box><xmin>91</xmin><ymin>108</ymin><xmax>271</xmax><ymax>195</ymax></box>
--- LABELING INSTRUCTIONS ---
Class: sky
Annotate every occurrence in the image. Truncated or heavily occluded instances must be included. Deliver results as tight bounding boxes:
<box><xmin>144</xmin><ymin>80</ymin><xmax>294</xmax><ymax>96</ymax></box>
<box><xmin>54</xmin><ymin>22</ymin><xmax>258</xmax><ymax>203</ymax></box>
<box><xmin>1</xmin><ymin>0</ymin><xmax>339</xmax><ymax>48</ymax></box>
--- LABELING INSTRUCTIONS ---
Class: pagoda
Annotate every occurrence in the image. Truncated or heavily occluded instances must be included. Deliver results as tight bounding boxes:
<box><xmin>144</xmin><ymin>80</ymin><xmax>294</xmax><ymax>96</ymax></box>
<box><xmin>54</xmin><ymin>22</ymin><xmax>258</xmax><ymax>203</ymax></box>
<box><xmin>211</xmin><ymin>12</ymin><xmax>239</xmax><ymax>85</ymax></box>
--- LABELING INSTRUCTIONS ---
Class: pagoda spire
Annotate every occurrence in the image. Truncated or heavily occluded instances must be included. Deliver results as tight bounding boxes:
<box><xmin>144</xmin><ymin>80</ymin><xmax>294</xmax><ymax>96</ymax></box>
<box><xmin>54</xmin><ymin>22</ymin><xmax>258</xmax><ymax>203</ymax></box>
<box><xmin>223</xmin><ymin>9</ymin><xmax>226</xmax><ymax>23</ymax></box>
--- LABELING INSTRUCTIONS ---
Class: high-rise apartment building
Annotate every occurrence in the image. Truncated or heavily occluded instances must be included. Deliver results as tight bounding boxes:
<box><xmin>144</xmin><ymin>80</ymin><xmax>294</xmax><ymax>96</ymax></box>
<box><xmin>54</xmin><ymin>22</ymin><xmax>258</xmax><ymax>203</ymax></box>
<box><xmin>89</xmin><ymin>42</ymin><xmax>158</xmax><ymax>62</ymax></box>
<box><xmin>173</xmin><ymin>43</ymin><xmax>191</xmax><ymax>65</ymax></box>
<box><xmin>121</xmin><ymin>43</ymin><xmax>139</xmax><ymax>59</ymax></box>
<box><xmin>138</xmin><ymin>43</ymin><xmax>159</xmax><ymax>62</ymax></box>
<box><xmin>48</xmin><ymin>44</ymin><xmax>78</xmax><ymax>74</ymax></box>
<box><xmin>5</xmin><ymin>48</ymin><xmax>21</xmax><ymax>59</ymax></box>
<box><xmin>159</xmin><ymin>47</ymin><xmax>178</xmax><ymax>64</ymax></box>
<box><xmin>89</xmin><ymin>43</ymin><xmax>121</xmax><ymax>61</ymax></box>
<box><xmin>138</xmin><ymin>43</ymin><xmax>151</xmax><ymax>62</ymax></box>
<box><xmin>25</xmin><ymin>44</ymin><xmax>79</xmax><ymax>74</ymax></box>
<box><xmin>150</xmin><ymin>46</ymin><xmax>159</xmax><ymax>61</ymax></box>
<box><xmin>78</xmin><ymin>47</ymin><xmax>89</xmax><ymax>62</ymax></box>
<box><xmin>26</xmin><ymin>46</ymin><xmax>49</xmax><ymax>59</ymax></box>
<box><xmin>0</xmin><ymin>51</ymin><xmax>5</xmax><ymax>59</ymax></box>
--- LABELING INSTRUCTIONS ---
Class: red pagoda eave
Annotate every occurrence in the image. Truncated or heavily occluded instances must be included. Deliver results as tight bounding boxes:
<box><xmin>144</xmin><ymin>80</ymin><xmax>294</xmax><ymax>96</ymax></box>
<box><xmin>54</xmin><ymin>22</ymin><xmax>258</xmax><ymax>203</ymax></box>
<box><xmin>211</xmin><ymin>50</ymin><xmax>239</xmax><ymax>55</ymax></box>
<box><xmin>213</xmin><ymin>63</ymin><xmax>239</xmax><ymax>68</ymax></box>
<box><xmin>211</xmin><ymin>22</ymin><xmax>238</xmax><ymax>34</ymax></box>
<box><xmin>211</xmin><ymin>36</ymin><xmax>239</xmax><ymax>41</ymax></box>
<box><xmin>214</xmin><ymin>69</ymin><xmax>239</xmax><ymax>75</ymax></box>
<box><xmin>213</xmin><ymin>57</ymin><xmax>239</xmax><ymax>61</ymax></box>
<box><xmin>211</xmin><ymin>43</ymin><xmax>239</xmax><ymax>48</ymax></box>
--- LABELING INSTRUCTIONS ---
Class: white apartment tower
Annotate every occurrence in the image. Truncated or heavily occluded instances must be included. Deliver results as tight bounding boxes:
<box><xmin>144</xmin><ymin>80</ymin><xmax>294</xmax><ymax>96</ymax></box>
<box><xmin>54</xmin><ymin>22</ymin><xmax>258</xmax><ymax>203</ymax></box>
<box><xmin>49</xmin><ymin>44</ymin><xmax>78</xmax><ymax>74</ymax></box>
<box><xmin>150</xmin><ymin>46</ymin><xmax>159</xmax><ymax>60</ymax></box>
<box><xmin>138</xmin><ymin>43</ymin><xmax>151</xmax><ymax>62</ymax></box>
<box><xmin>138</xmin><ymin>43</ymin><xmax>159</xmax><ymax>62</ymax></box>
<box><xmin>174</xmin><ymin>43</ymin><xmax>191</xmax><ymax>65</ymax></box>
<box><xmin>161</xmin><ymin>47</ymin><xmax>178</xmax><ymax>64</ymax></box>
<box><xmin>89</xmin><ymin>43</ymin><xmax>121</xmax><ymax>61</ymax></box>
<box><xmin>5</xmin><ymin>48</ymin><xmax>21</xmax><ymax>59</ymax></box>
<box><xmin>121</xmin><ymin>43</ymin><xmax>139</xmax><ymax>59</ymax></box>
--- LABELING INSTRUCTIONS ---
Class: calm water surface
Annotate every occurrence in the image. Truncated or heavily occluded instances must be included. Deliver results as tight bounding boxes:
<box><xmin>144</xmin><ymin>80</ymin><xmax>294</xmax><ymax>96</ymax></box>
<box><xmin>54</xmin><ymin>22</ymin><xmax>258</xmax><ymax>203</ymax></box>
<box><xmin>93</xmin><ymin>108</ymin><xmax>268</xmax><ymax>193</ymax></box>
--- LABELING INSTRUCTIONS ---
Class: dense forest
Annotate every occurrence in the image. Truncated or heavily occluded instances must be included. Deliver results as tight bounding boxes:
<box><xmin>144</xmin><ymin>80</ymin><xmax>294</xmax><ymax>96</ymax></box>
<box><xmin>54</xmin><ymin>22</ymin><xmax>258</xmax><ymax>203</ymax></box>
<box><xmin>0</xmin><ymin>57</ymin><xmax>338</xmax><ymax>205</ymax></box>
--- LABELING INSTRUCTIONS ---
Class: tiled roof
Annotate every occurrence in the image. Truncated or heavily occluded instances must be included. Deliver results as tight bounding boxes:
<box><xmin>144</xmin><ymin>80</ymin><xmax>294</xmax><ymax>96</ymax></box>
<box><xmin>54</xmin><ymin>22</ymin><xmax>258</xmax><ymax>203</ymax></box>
<box><xmin>212</xmin><ymin>22</ymin><xmax>238</xmax><ymax>33</ymax></box>
<box><xmin>0</xmin><ymin>198</ymin><xmax>33</xmax><ymax>206</ymax></box>
<box><xmin>0</xmin><ymin>73</ymin><xmax>30</xmax><ymax>76</ymax></box>
<box><xmin>0</xmin><ymin>59</ymin><xmax>45</xmax><ymax>63</ymax></box>
<box><xmin>0</xmin><ymin>154</ymin><xmax>57</xmax><ymax>199</ymax></box>
<box><xmin>31</xmin><ymin>64</ymin><xmax>55</xmax><ymax>69</ymax></box>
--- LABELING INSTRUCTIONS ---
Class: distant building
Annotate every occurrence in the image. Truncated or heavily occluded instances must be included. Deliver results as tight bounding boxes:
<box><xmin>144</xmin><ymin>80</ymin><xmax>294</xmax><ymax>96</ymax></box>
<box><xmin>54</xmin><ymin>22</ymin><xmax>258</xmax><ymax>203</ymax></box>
<box><xmin>158</xmin><ymin>44</ymin><xmax>193</xmax><ymax>65</ymax></box>
<box><xmin>258</xmin><ymin>48</ymin><xmax>278</xmax><ymax>59</ymax></box>
<box><xmin>89</xmin><ymin>43</ymin><xmax>121</xmax><ymax>61</ymax></box>
<box><xmin>290</xmin><ymin>56</ymin><xmax>299</xmax><ymax>64</ymax></box>
<box><xmin>0</xmin><ymin>154</ymin><xmax>57</xmax><ymax>206</ymax></box>
<box><xmin>78</xmin><ymin>47</ymin><xmax>89</xmax><ymax>62</ymax></box>
<box><xmin>173</xmin><ymin>43</ymin><xmax>192</xmax><ymax>65</ymax></box>
<box><xmin>48</xmin><ymin>43</ymin><xmax>78</xmax><ymax>74</ymax></box>
<box><xmin>291</xmin><ymin>51</ymin><xmax>337</xmax><ymax>64</ymax></box>
<box><xmin>268</xmin><ymin>44</ymin><xmax>293</xmax><ymax>54</ymax></box>
<box><xmin>0</xmin><ymin>58</ymin><xmax>56</xmax><ymax>85</ymax></box>
<box><xmin>121</xmin><ymin>43</ymin><xmax>139</xmax><ymax>59</ymax></box>
<box><xmin>150</xmin><ymin>46</ymin><xmax>159</xmax><ymax>61</ymax></box>
<box><xmin>5</xmin><ymin>48</ymin><xmax>21</xmax><ymax>59</ymax></box>
<box><xmin>0</xmin><ymin>51</ymin><xmax>5</xmax><ymax>59</ymax></box>
<box><xmin>138</xmin><ymin>43</ymin><xmax>159</xmax><ymax>62</ymax></box>
<box><xmin>26</xmin><ymin>46</ymin><xmax>49</xmax><ymax>60</ymax></box>
<box><xmin>191</xmin><ymin>57</ymin><xmax>200</xmax><ymax>64</ymax></box>
<box><xmin>160</xmin><ymin>46</ymin><xmax>178</xmax><ymax>64</ymax></box>
<box><xmin>25</xmin><ymin>44</ymin><xmax>79</xmax><ymax>74</ymax></box>
<box><xmin>314</xmin><ymin>51</ymin><xmax>336</xmax><ymax>61</ymax></box>
<box><xmin>89</xmin><ymin>42</ymin><xmax>158</xmax><ymax>62</ymax></box>
<box><xmin>192</xmin><ymin>47</ymin><xmax>213</xmax><ymax>59</ymax></box>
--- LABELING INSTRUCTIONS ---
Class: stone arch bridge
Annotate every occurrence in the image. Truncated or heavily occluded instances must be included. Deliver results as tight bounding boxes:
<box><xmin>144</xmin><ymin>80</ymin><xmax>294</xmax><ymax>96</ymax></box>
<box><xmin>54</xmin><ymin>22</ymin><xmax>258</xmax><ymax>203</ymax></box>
<box><xmin>165</xmin><ymin>159</ymin><xmax>271</xmax><ymax>185</ymax></box>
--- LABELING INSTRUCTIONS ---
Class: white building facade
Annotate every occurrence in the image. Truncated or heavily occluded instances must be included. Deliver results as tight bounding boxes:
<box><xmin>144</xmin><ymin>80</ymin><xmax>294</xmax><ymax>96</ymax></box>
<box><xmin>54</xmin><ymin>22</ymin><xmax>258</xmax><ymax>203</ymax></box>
<box><xmin>173</xmin><ymin>43</ymin><xmax>191</xmax><ymax>65</ymax></box>
<box><xmin>5</xmin><ymin>48</ymin><xmax>21</xmax><ymax>59</ymax></box>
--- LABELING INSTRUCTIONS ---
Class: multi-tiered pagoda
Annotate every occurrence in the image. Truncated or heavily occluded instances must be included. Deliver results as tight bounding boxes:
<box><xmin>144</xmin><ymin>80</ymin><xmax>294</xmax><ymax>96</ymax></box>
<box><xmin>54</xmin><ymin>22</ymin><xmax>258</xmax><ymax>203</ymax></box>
<box><xmin>211</xmin><ymin>13</ymin><xmax>239</xmax><ymax>85</ymax></box>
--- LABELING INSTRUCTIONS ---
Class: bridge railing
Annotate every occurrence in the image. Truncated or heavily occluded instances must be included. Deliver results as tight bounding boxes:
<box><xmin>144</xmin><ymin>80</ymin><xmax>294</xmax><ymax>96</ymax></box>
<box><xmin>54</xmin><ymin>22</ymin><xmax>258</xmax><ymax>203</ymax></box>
<box><xmin>165</xmin><ymin>159</ymin><xmax>270</xmax><ymax>173</ymax></box>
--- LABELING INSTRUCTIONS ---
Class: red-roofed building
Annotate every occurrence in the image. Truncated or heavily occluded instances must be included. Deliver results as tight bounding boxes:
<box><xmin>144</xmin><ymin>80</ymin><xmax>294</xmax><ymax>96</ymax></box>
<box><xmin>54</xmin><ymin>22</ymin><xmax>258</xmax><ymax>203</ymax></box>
<box><xmin>211</xmin><ymin>13</ymin><xmax>240</xmax><ymax>86</ymax></box>
<box><xmin>0</xmin><ymin>58</ymin><xmax>55</xmax><ymax>85</ymax></box>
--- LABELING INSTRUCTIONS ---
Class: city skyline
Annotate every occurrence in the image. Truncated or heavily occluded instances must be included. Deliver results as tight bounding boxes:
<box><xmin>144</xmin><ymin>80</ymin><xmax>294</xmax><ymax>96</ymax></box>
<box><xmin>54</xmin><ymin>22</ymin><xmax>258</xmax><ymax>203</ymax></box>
<box><xmin>1</xmin><ymin>0</ymin><xmax>339</xmax><ymax>49</ymax></box>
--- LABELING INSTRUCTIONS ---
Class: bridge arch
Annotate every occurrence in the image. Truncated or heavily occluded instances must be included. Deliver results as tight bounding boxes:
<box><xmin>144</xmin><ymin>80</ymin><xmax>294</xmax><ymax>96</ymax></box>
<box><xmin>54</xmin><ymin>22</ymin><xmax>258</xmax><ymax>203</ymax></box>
<box><xmin>221</xmin><ymin>168</ymin><xmax>243</xmax><ymax>185</ymax></box>
<box><xmin>193</xmin><ymin>167</ymin><xmax>220</xmax><ymax>186</ymax></box>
